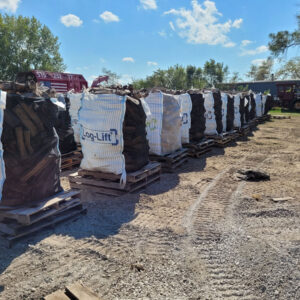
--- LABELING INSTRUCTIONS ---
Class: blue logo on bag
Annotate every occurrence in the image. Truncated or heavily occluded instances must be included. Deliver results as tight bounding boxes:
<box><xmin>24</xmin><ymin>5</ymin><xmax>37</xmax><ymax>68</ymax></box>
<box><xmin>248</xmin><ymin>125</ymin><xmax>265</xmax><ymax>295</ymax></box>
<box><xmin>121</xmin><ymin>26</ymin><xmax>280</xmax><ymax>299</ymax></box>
<box><xmin>81</xmin><ymin>128</ymin><xmax>119</xmax><ymax>146</ymax></box>
<box><xmin>182</xmin><ymin>113</ymin><xmax>188</xmax><ymax>125</ymax></box>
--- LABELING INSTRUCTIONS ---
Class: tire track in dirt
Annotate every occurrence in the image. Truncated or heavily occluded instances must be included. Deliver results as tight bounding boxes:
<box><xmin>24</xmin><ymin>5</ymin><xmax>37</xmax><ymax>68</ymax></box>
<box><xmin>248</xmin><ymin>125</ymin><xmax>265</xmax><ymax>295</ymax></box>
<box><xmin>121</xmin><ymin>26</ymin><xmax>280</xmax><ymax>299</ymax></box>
<box><xmin>181</xmin><ymin>153</ymin><xmax>275</xmax><ymax>299</ymax></box>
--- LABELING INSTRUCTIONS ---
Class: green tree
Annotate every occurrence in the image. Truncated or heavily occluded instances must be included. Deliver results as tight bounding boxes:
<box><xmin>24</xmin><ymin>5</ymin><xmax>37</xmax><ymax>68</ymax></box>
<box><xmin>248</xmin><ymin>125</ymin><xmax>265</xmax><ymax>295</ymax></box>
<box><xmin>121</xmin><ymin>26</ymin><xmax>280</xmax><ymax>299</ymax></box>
<box><xmin>268</xmin><ymin>14</ymin><xmax>300</xmax><ymax>56</ymax></box>
<box><xmin>102</xmin><ymin>68</ymin><xmax>121</xmax><ymax>85</ymax></box>
<box><xmin>203</xmin><ymin>59</ymin><xmax>229</xmax><ymax>87</ymax></box>
<box><xmin>229</xmin><ymin>72</ymin><xmax>242</xmax><ymax>83</ymax></box>
<box><xmin>275</xmin><ymin>57</ymin><xmax>300</xmax><ymax>79</ymax></box>
<box><xmin>0</xmin><ymin>14</ymin><xmax>65</xmax><ymax>80</ymax></box>
<box><xmin>246</xmin><ymin>58</ymin><xmax>274</xmax><ymax>81</ymax></box>
<box><xmin>132</xmin><ymin>60</ymin><xmax>228</xmax><ymax>90</ymax></box>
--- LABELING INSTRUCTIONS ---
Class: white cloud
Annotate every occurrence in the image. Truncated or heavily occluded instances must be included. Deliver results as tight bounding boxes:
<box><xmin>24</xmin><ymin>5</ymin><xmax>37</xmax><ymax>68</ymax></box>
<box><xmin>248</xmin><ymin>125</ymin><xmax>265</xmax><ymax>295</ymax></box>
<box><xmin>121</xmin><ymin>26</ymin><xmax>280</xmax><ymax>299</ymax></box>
<box><xmin>169</xmin><ymin>21</ymin><xmax>175</xmax><ymax>31</ymax></box>
<box><xmin>147</xmin><ymin>61</ymin><xmax>158</xmax><ymax>66</ymax></box>
<box><xmin>158</xmin><ymin>30</ymin><xmax>167</xmax><ymax>37</ymax></box>
<box><xmin>122</xmin><ymin>57</ymin><xmax>135</xmax><ymax>63</ymax></box>
<box><xmin>232</xmin><ymin>18</ymin><xmax>243</xmax><ymax>28</ymax></box>
<box><xmin>241</xmin><ymin>40</ymin><xmax>253</xmax><ymax>47</ymax></box>
<box><xmin>60</xmin><ymin>14</ymin><xmax>83</xmax><ymax>27</ymax></box>
<box><xmin>100</xmin><ymin>11</ymin><xmax>120</xmax><ymax>23</ymax></box>
<box><xmin>251</xmin><ymin>58</ymin><xmax>267</xmax><ymax>66</ymax></box>
<box><xmin>164</xmin><ymin>0</ymin><xmax>242</xmax><ymax>47</ymax></box>
<box><xmin>224</xmin><ymin>42</ymin><xmax>236</xmax><ymax>48</ymax></box>
<box><xmin>241</xmin><ymin>45</ymin><xmax>268</xmax><ymax>56</ymax></box>
<box><xmin>140</xmin><ymin>0</ymin><xmax>157</xmax><ymax>10</ymax></box>
<box><xmin>0</xmin><ymin>0</ymin><xmax>20</xmax><ymax>13</ymax></box>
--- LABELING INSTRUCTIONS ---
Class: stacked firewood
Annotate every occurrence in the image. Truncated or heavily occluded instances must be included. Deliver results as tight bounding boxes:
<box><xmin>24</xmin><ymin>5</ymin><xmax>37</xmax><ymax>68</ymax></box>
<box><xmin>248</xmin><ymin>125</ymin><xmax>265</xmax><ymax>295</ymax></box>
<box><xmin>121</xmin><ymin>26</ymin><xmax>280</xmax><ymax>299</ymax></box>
<box><xmin>89</xmin><ymin>85</ymin><xmax>149</xmax><ymax>173</ymax></box>
<box><xmin>244</xmin><ymin>95</ymin><xmax>250</xmax><ymax>123</ymax></box>
<box><xmin>249</xmin><ymin>93</ymin><xmax>257</xmax><ymax>120</ymax></box>
<box><xmin>1</xmin><ymin>93</ymin><xmax>62</xmax><ymax>206</ymax></box>
<box><xmin>264</xmin><ymin>95</ymin><xmax>273</xmax><ymax>115</ymax></box>
<box><xmin>188</xmin><ymin>91</ymin><xmax>206</xmax><ymax>142</ymax></box>
<box><xmin>226</xmin><ymin>94</ymin><xmax>235</xmax><ymax>132</ymax></box>
<box><xmin>54</xmin><ymin>96</ymin><xmax>77</xmax><ymax>154</ymax></box>
<box><xmin>212</xmin><ymin>91</ymin><xmax>223</xmax><ymax>134</ymax></box>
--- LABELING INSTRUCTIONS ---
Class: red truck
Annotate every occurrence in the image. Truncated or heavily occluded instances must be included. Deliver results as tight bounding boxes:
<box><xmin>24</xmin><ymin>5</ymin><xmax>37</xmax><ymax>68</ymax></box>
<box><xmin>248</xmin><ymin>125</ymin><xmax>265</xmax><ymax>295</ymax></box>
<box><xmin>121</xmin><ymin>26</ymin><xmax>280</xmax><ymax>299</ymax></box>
<box><xmin>16</xmin><ymin>70</ymin><xmax>88</xmax><ymax>93</ymax></box>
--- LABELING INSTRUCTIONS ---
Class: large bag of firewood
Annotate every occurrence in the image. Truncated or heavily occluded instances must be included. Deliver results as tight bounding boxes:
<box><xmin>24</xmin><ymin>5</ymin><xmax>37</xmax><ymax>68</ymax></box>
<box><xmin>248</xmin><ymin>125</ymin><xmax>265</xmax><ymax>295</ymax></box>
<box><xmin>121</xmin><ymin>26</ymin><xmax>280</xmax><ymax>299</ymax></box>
<box><xmin>188</xmin><ymin>91</ymin><xmax>206</xmax><ymax>142</ymax></box>
<box><xmin>79</xmin><ymin>91</ymin><xmax>149</xmax><ymax>184</ymax></box>
<box><xmin>204</xmin><ymin>92</ymin><xmax>218</xmax><ymax>135</ymax></box>
<box><xmin>1</xmin><ymin>94</ymin><xmax>62</xmax><ymax>206</ymax></box>
<box><xmin>221</xmin><ymin>93</ymin><xmax>228</xmax><ymax>132</ymax></box>
<box><xmin>264</xmin><ymin>95</ymin><xmax>273</xmax><ymax>114</ymax></box>
<box><xmin>249</xmin><ymin>93</ymin><xmax>256</xmax><ymax>120</ymax></box>
<box><xmin>234</xmin><ymin>94</ymin><xmax>241</xmax><ymax>128</ymax></box>
<box><xmin>67</xmin><ymin>92</ymin><xmax>82</xmax><ymax>143</ymax></box>
<box><xmin>255</xmin><ymin>94</ymin><xmax>263</xmax><ymax>117</ymax></box>
<box><xmin>0</xmin><ymin>90</ymin><xmax>6</xmax><ymax>201</ymax></box>
<box><xmin>212</xmin><ymin>91</ymin><xmax>223</xmax><ymax>134</ymax></box>
<box><xmin>226</xmin><ymin>94</ymin><xmax>235</xmax><ymax>131</ymax></box>
<box><xmin>145</xmin><ymin>91</ymin><xmax>182</xmax><ymax>155</ymax></box>
<box><xmin>54</xmin><ymin>95</ymin><xmax>77</xmax><ymax>154</ymax></box>
<box><xmin>176</xmin><ymin>93</ymin><xmax>192</xmax><ymax>144</ymax></box>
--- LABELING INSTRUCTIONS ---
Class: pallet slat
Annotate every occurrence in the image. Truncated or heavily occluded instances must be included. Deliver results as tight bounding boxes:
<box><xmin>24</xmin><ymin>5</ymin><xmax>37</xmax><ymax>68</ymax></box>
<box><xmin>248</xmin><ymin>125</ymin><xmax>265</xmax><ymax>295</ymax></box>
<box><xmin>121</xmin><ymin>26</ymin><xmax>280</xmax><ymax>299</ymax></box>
<box><xmin>65</xmin><ymin>283</ymin><xmax>101</xmax><ymax>300</ymax></box>
<box><xmin>78</xmin><ymin>162</ymin><xmax>160</xmax><ymax>183</ymax></box>
<box><xmin>70</xmin><ymin>162</ymin><xmax>161</xmax><ymax>196</ymax></box>
<box><xmin>149</xmin><ymin>149</ymin><xmax>189</xmax><ymax>172</ymax></box>
<box><xmin>0</xmin><ymin>190</ymin><xmax>80</xmax><ymax>225</ymax></box>
<box><xmin>1</xmin><ymin>206</ymin><xmax>86</xmax><ymax>247</ymax></box>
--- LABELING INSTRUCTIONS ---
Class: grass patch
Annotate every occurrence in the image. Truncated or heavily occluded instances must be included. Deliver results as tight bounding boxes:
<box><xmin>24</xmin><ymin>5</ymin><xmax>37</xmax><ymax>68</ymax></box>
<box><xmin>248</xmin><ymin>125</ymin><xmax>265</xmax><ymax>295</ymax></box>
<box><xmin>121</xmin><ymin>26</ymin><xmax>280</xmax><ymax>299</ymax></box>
<box><xmin>269</xmin><ymin>107</ymin><xmax>300</xmax><ymax>117</ymax></box>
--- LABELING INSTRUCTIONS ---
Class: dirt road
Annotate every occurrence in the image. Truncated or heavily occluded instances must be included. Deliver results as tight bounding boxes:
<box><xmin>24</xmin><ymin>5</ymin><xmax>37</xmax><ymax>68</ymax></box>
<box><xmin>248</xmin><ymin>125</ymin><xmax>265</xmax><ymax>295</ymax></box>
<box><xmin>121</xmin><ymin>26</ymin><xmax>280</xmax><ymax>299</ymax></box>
<box><xmin>0</xmin><ymin>117</ymin><xmax>299</xmax><ymax>299</ymax></box>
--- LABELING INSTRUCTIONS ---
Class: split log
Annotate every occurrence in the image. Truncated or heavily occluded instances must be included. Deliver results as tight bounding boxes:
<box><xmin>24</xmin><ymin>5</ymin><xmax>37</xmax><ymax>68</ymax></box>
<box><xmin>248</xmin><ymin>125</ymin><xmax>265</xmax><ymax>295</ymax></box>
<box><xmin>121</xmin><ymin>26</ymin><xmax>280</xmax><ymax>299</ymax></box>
<box><xmin>13</xmin><ymin>104</ymin><xmax>38</xmax><ymax>136</ymax></box>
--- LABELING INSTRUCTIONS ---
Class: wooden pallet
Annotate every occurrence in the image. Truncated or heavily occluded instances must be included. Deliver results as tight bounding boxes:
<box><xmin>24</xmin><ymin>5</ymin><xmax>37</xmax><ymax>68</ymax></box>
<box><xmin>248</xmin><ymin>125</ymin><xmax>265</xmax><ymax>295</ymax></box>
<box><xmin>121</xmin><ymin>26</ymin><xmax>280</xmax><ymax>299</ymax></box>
<box><xmin>183</xmin><ymin>139</ymin><xmax>214</xmax><ymax>158</ymax></box>
<box><xmin>149</xmin><ymin>148</ymin><xmax>189</xmax><ymax>172</ymax></box>
<box><xmin>44</xmin><ymin>282</ymin><xmax>101</xmax><ymax>300</ymax></box>
<box><xmin>271</xmin><ymin>115</ymin><xmax>291</xmax><ymax>120</ymax></box>
<box><xmin>61</xmin><ymin>150</ymin><xmax>82</xmax><ymax>171</ymax></box>
<box><xmin>236</xmin><ymin>125</ymin><xmax>251</xmax><ymax>136</ymax></box>
<box><xmin>206</xmin><ymin>132</ymin><xmax>236</xmax><ymax>147</ymax></box>
<box><xmin>248</xmin><ymin>119</ymin><xmax>258</xmax><ymax>129</ymax></box>
<box><xmin>69</xmin><ymin>162</ymin><xmax>161</xmax><ymax>196</ymax></box>
<box><xmin>0</xmin><ymin>190</ymin><xmax>85</xmax><ymax>247</ymax></box>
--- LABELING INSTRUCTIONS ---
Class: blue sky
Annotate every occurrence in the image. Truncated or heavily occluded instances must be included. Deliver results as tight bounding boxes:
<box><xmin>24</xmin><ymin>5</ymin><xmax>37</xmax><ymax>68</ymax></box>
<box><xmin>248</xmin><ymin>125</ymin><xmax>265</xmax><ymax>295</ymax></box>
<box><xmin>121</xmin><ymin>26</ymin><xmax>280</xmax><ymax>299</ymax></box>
<box><xmin>0</xmin><ymin>0</ymin><xmax>299</xmax><ymax>84</ymax></box>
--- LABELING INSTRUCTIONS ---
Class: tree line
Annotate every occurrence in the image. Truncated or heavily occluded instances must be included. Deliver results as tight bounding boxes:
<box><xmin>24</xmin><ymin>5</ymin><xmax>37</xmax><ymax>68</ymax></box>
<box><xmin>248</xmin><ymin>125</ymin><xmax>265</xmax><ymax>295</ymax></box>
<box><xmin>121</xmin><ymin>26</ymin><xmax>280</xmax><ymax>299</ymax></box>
<box><xmin>0</xmin><ymin>12</ymin><xmax>299</xmax><ymax>85</ymax></box>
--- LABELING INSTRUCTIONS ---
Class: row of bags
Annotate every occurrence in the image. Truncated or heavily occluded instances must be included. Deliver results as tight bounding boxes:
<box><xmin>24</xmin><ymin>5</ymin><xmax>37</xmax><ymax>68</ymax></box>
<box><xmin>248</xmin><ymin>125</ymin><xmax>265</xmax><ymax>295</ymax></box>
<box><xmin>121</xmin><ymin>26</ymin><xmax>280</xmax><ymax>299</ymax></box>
<box><xmin>68</xmin><ymin>90</ymin><xmax>270</xmax><ymax>180</ymax></box>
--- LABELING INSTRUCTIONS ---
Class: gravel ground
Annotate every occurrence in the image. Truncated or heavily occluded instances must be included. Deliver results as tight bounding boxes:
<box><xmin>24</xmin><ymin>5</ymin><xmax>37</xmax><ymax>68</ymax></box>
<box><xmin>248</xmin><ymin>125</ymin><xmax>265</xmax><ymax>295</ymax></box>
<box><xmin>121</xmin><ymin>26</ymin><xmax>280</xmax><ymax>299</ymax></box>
<box><xmin>0</xmin><ymin>117</ymin><xmax>299</xmax><ymax>300</ymax></box>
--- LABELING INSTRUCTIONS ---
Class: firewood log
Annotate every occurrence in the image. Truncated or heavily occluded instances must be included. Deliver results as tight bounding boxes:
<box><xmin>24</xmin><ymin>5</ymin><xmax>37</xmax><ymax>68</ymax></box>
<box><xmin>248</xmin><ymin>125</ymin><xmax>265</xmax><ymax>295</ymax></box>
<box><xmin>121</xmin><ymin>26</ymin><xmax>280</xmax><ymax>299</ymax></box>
<box><xmin>15</xmin><ymin>127</ymin><xmax>27</xmax><ymax>159</ymax></box>
<box><xmin>13</xmin><ymin>104</ymin><xmax>38</xmax><ymax>136</ymax></box>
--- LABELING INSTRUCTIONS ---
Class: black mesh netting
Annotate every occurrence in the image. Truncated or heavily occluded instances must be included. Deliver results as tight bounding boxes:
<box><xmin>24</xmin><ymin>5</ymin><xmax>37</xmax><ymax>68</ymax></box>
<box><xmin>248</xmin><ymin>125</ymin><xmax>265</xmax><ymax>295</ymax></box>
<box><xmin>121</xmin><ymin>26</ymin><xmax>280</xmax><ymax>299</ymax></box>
<box><xmin>226</xmin><ymin>95</ymin><xmax>234</xmax><ymax>131</ymax></box>
<box><xmin>213</xmin><ymin>91</ymin><xmax>223</xmax><ymax>134</ymax></box>
<box><xmin>188</xmin><ymin>92</ymin><xmax>206</xmax><ymax>142</ymax></box>
<box><xmin>249</xmin><ymin>93</ymin><xmax>256</xmax><ymax>120</ymax></box>
<box><xmin>54</xmin><ymin>96</ymin><xmax>77</xmax><ymax>154</ymax></box>
<box><xmin>264</xmin><ymin>95</ymin><xmax>273</xmax><ymax>114</ymax></box>
<box><xmin>244</xmin><ymin>95</ymin><xmax>250</xmax><ymax>123</ymax></box>
<box><xmin>123</xmin><ymin>97</ymin><xmax>149</xmax><ymax>172</ymax></box>
<box><xmin>1</xmin><ymin>94</ymin><xmax>62</xmax><ymax>207</ymax></box>
<box><xmin>240</xmin><ymin>95</ymin><xmax>246</xmax><ymax>126</ymax></box>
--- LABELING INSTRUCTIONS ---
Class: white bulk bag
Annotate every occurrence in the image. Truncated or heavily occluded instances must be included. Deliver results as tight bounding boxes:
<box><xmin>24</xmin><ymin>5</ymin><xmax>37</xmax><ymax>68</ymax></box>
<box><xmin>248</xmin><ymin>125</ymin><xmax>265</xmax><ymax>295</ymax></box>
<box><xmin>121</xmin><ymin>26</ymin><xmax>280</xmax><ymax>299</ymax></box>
<box><xmin>221</xmin><ymin>93</ymin><xmax>228</xmax><ymax>132</ymax></box>
<box><xmin>204</xmin><ymin>92</ymin><xmax>217</xmax><ymax>135</ymax></box>
<box><xmin>0</xmin><ymin>90</ymin><xmax>6</xmax><ymax>202</ymax></box>
<box><xmin>262</xmin><ymin>95</ymin><xmax>267</xmax><ymax>115</ymax></box>
<box><xmin>145</xmin><ymin>92</ymin><xmax>182</xmax><ymax>156</ymax></box>
<box><xmin>67</xmin><ymin>92</ymin><xmax>82</xmax><ymax>143</ymax></box>
<box><xmin>177</xmin><ymin>93</ymin><xmax>192</xmax><ymax>144</ymax></box>
<box><xmin>234</xmin><ymin>94</ymin><xmax>241</xmax><ymax>128</ymax></box>
<box><xmin>255</xmin><ymin>94</ymin><xmax>263</xmax><ymax>117</ymax></box>
<box><xmin>78</xmin><ymin>92</ymin><xmax>126</xmax><ymax>183</ymax></box>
